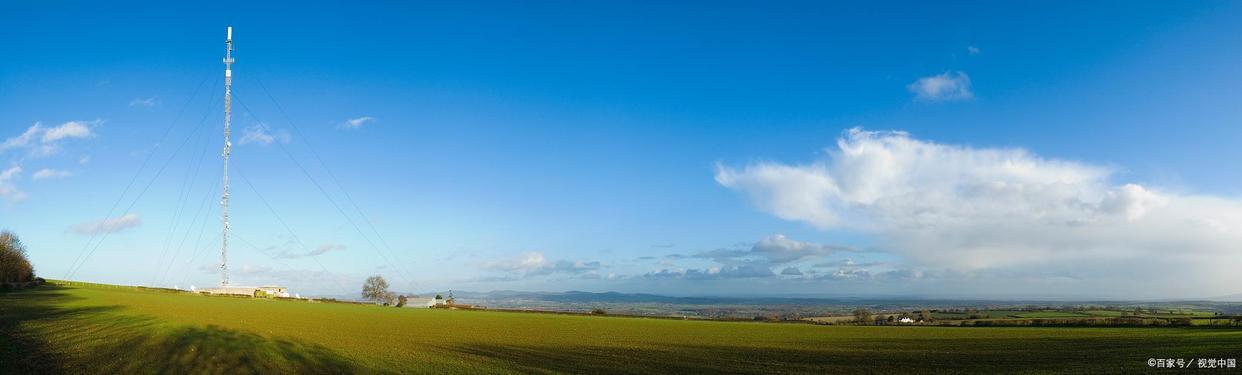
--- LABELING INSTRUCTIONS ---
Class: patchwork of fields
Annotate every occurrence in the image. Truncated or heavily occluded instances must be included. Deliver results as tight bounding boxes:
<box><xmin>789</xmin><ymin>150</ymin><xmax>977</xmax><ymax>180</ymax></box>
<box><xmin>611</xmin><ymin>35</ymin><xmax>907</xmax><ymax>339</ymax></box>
<box><xmin>931</xmin><ymin>309</ymin><xmax>1219</xmax><ymax>321</ymax></box>
<box><xmin>3</xmin><ymin>282</ymin><xmax>1242</xmax><ymax>374</ymax></box>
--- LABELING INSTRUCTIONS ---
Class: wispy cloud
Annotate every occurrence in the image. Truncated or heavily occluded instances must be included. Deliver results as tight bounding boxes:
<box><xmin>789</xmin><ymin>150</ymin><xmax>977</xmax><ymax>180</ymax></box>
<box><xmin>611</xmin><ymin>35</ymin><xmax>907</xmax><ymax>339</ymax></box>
<box><xmin>308</xmin><ymin>242</ymin><xmax>346</xmax><ymax>257</ymax></box>
<box><xmin>649</xmin><ymin>235</ymin><xmax>853</xmax><ymax>280</ymax></box>
<box><xmin>966</xmin><ymin>45</ymin><xmax>981</xmax><ymax>55</ymax></box>
<box><xmin>480</xmin><ymin>251</ymin><xmax>602</xmax><ymax>278</ymax></box>
<box><xmin>72</xmin><ymin>213</ymin><xmax>142</xmax><ymax>235</ymax></box>
<box><xmin>907</xmin><ymin>71</ymin><xmax>973</xmax><ymax>101</ymax></box>
<box><xmin>128</xmin><ymin>97</ymin><xmax>160</xmax><ymax>109</ymax></box>
<box><xmin>31</xmin><ymin>168</ymin><xmax>72</xmax><ymax>180</ymax></box>
<box><xmin>673</xmin><ymin>235</ymin><xmax>851</xmax><ymax>265</ymax></box>
<box><xmin>751</xmin><ymin>234</ymin><xmax>851</xmax><ymax>263</ymax></box>
<box><xmin>338</xmin><ymin>116</ymin><xmax>375</xmax><ymax>130</ymax></box>
<box><xmin>265</xmin><ymin>240</ymin><xmax>346</xmax><ymax>259</ymax></box>
<box><xmin>1</xmin><ymin>125</ymin><xmax>43</xmax><ymax>151</ymax></box>
<box><xmin>0</xmin><ymin>167</ymin><xmax>21</xmax><ymax>184</ymax></box>
<box><xmin>2</xmin><ymin>120</ymin><xmax>99</xmax><ymax>157</ymax></box>
<box><xmin>0</xmin><ymin>166</ymin><xmax>26</xmax><ymax>203</ymax></box>
<box><xmin>43</xmin><ymin>121</ymin><xmax>95</xmax><ymax>143</ymax></box>
<box><xmin>238</xmin><ymin>124</ymin><xmax>291</xmax><ymax>146</ymax></box>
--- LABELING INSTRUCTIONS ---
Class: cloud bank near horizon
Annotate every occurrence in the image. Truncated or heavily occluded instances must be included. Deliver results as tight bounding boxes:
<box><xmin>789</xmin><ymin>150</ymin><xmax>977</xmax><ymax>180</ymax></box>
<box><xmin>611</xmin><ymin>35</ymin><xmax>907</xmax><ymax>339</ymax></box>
<box><xmin>713</xmin><ymin>128</ymin><xmax>1242</xmax><ymax>297</ymax></box>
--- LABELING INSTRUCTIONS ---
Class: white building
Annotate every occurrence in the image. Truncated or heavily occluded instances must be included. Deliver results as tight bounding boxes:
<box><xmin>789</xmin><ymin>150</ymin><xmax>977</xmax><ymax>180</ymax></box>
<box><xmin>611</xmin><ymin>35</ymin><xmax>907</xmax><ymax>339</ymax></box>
<box><xmin>898</xmin><ymin>317</ymin><xmax>915</xmax><ymax>324</ymax></box>
<box><xmin>257</xmin><ymin>285</ymin><xmax>290</xmax><ymax>298</ymax></box>
<box><xmin>423</xmin><ymin>295</ymin><xmax>446</xmax><ymax>308</ymax></box>
<box><xmin>197</xmin><ymin>285</ymin><xmax>290</xmax><ymax>298</ymax></box>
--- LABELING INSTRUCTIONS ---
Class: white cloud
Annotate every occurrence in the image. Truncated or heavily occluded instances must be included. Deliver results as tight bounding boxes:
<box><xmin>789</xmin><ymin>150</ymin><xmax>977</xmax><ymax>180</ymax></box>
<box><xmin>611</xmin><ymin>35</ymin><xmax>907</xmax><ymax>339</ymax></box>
<box><xmin>238</xmin><ymin>124</ymin><xmax>290</xmax><ymax>146</ymax></box>
<box><xmin>0</xmin><ymin>121</ymin><xmax>96</xmax><ymax>203</ymax></box>
<box><xmin>907</xmin><ymin>71</ymin><xmax>974</xmax><ymax>101</ymax></box>
<box><xmin>716</xmin><ymin>128</ymin><xmax>1242</xmax><ymax>296</ymax></box>
<box><xmin>717</xmin><ymin>128</ymin><xmax>1114</xmax><ymax>231</ymax></box>
<box><xmin>1100</xmin><ymin>183</ymin><xmax>1168</xmax><ymax>221</ymax></box>
<box><xmin>338</xmin><ymin>116</ymin><xmax>375</xmax><ymax>130</ymax></box>
<box><xmin>31</xmin><ymin>168</ymin><xmax>72</xmax><ymax>180</ymax></box>
<box><xmin>752</xmin><ymin>234</ymin><xmax>847</xmax><ymax>263</ymax></box>
<box><xmin>42</xmin><ymin>121</ymin><xmax>95</xmax><ymax>143</ymax></box>
<box><xmin>715</xmin><ymin>163</ymin><xmax>840</xmax><ymax>228</ymax></box>
<box><xmin>967</xmin><ymin>45</ymin><xmax>981</xmax><ymax>55</ymax></box>
<box><xmin>2</xmin><ymin>120</ymin><xmax>98</xmax><ymax>157</ymax></box>
<box><xmin>682</xmin><ymin>234</ymin><xmax>850</xmax><ymax>265</ymax></box>
<box><xmin>71</xmin><ymin>213</ymin><xmax>142</xmax><ymax>235</ymax></box>
<box><xmin>481</xmin><ymin>251</ymin><xmax>601</xmax><ymax>278</ymax></box>
<box><xmin>0</xmin><ymin>166</ymin><xmax>26</xmax><ymax>203</ymax></box>
<box><xmin>128</xmin><ymin>97</ymin><xmax>160</xmax><ymax>108</ymax></box>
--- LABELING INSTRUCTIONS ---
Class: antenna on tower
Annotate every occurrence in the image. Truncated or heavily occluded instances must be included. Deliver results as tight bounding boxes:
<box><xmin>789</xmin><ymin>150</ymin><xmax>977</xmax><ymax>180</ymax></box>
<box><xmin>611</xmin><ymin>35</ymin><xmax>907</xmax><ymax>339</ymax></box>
<box><xmin>220</xmin><ymin>25</ymin><xmax>234</xmax><ymax>287</ymax></box>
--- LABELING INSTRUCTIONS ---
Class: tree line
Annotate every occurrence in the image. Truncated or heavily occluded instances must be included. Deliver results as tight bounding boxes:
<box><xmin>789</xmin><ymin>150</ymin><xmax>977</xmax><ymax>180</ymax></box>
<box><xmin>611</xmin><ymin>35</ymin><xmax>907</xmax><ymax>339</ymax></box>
<box><xmin>0</xmin><ymin>230</ymin><xmax>36</xmax><ymax>285</ymax></box>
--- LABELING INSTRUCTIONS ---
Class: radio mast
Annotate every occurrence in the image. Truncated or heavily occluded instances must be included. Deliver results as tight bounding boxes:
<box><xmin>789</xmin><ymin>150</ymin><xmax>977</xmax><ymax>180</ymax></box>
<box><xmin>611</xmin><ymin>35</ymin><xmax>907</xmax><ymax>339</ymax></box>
<box><xmin>220</xmin><ymin>26</ymin><xmax>234</xmax><ymax>287</ymax></box>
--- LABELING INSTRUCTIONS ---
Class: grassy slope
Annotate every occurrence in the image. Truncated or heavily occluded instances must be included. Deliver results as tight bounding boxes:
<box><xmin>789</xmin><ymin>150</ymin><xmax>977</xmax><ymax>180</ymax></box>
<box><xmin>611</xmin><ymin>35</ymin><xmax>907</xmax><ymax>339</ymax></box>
<box><xmin>3</xmin><ymin>283</ymin><xmax>1242</xmax><ymax>374</ymax></box>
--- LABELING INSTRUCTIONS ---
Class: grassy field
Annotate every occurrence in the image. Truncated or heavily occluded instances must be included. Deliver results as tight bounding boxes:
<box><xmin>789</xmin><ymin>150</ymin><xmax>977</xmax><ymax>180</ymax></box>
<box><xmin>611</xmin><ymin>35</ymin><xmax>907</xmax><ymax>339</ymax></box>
<box><xmin>931</xmin><ymin>309</ymin><xmax>1214</xmax><ymax>321</ymax></box>
<box><xmin>1012</xmin><ymin>312</ymin><xmax>1093</xmax><ymax>318</ymax></box>
<box><xmin>3</xmin><ymin>283</ymin><xmax>1242</xmax><ymax>374</ymax></box>
<box><xmin>1084</xmin><ymin>310</ymin><xmax>1124</xmax><ymax>317</ymax></box>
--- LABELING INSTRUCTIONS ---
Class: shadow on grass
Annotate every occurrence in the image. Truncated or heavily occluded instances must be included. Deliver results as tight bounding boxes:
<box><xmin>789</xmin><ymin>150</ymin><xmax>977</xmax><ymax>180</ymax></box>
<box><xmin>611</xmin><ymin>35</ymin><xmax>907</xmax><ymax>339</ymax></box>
<box><xmin>440</xmin><ymin>342</ymin><xmax>841</xmax><ymax>374</ymax></box>
<box><xmin>0</xmin><ymin>285</ymin><xmax>97</xmax><ymax>373</ymax></box>
<box><xmin>441</xmin><ymin>332</ymin><xmax>1242</xmax><ymax>374</ymax></box>
<box><xmin>0</xmin><ymin>285</ymin><xmax>358</xmax><ymax>374</ymax></box>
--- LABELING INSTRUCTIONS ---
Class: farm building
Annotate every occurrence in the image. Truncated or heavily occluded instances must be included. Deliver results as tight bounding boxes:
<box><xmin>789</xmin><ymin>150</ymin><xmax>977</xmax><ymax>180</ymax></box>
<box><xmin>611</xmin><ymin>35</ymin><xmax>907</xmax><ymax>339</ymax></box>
<box><xmin>898</xmin><ymin>317</ymin><xmax>916</xmax><ymax>324</ymax></box>
<box><xmin>257</xmin><ymin>285</ymin><xmax>289</xmax><ymax>297</ymax></box>
<box><xmin>422</xmin><ymin>292</ymin><xmax>474</xmax><ymax>309</ymax></box>
<box><xmin>195</xmin><ymin>285</ymin><xmax>291</xmax><ymax>298</ymax></box>
<box><xmin>423</xmin><ymin>295</ymin><xmax>446</xmax><ymax>308</ymax></box>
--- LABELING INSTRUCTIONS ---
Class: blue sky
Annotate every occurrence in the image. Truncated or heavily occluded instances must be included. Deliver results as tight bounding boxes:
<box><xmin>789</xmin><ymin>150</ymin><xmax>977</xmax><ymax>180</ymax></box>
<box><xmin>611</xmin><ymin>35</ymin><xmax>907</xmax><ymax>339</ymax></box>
<box><xmin>3</xmin><ymin>1</ymin><xmax>1242</xmax><ymax>299</ymax></box>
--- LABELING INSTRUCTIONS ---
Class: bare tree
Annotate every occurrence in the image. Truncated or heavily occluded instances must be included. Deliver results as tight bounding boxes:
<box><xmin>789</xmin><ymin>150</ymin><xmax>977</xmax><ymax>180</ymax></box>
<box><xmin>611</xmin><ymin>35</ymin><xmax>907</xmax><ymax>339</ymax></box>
<box><xmin>361</xmin><ymin>275</ymin><xmax>390</xmax><ymax>303</ymax></box>
<box><xmin>852</xmin><ymin>308</ymin><xmax>874</xmax><ymax>324</ymax></box>
<box><xmin>0</xmin><ymin>230</ymin><xmax>35</xmax><ymax>284</ymax></box>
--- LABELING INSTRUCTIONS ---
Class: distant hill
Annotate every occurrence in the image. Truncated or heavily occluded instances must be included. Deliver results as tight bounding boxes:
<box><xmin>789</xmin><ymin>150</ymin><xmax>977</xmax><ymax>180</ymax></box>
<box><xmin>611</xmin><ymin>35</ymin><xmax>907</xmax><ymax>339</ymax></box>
<box><xmin>314</xmin><ymin>289</ymin><xmax>1242</xmax><ymax>307</ymax></box>
<box><xmin>424</xmin><ymin>290</ymin><xmax>992</xmax><ymax>306</ymax></box>
<box><xmin>1207</xmin><ymin>293</ymin><xmax>1242</xmax><ymax>302</ymax></box>
<box><xmin>420</xmin><ymin>290</ymin><xmax>778</xmax><ymax>305</ymax></box>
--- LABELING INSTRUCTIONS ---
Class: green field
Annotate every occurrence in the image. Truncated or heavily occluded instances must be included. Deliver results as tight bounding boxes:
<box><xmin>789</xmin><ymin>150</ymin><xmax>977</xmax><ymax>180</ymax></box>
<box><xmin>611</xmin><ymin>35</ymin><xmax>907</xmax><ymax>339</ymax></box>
<box><xmin>932</xmin><ymin>309</ymin><xmax>1212</xmax><ymax>321</ymax></box>
<box><xmin>1084</xmin><ymin>310</ymin><xmax>1125</xmax><ymax>317</ymax></box>
<box><xmin>3</xmin><ymin>283</ymin><xmax>1242</xmax><ymax>374</ymax></box>
<box><xmin>930</xmin><ymin>310</ymin><xmax>1033</xmax><ymax>319</ymax></box>
<box><xmin>1012</xmin><ymin>312</ymin><xmax>1092</xmax><ymax>319</ymax></box>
